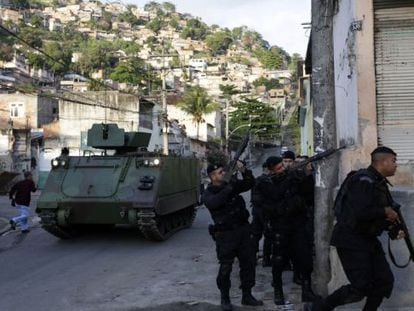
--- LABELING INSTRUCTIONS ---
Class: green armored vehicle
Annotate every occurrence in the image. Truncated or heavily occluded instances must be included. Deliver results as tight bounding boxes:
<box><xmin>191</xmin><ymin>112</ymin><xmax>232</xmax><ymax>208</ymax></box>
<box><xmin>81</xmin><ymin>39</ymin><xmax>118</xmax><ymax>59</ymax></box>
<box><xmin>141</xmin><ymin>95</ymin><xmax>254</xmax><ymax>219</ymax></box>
<box><xmin>36</xmin><ymin>124</ymin><xmax>200</xmax><ymax>241</ymax></box>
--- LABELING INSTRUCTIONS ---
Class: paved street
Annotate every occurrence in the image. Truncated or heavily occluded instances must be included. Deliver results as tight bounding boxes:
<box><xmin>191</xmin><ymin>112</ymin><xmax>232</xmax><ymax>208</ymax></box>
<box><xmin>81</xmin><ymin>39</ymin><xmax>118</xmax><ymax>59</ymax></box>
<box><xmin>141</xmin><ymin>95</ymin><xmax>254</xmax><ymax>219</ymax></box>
<box><xmin>0</xmin><ymin>191</ymin><xmax>306</xmax><ymax>311</ymax></box>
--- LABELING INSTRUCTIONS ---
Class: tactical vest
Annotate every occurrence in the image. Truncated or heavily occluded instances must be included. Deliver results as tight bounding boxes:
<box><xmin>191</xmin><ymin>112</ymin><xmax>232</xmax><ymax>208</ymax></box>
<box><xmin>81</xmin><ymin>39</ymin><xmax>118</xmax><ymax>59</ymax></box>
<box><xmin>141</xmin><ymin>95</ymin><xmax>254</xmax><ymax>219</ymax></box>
<box><xmin>334</xmin><ymin>168</ymin><xmax>391</xmax><ymax>236</ymax></box>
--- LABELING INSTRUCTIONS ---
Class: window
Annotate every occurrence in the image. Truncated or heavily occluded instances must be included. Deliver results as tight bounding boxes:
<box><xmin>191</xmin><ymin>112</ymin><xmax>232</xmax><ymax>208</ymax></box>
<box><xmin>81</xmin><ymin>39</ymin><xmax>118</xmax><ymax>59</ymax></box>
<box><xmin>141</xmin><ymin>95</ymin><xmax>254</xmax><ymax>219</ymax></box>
<box><xmin>10</xmin><ymin>102</ymin><xmax>25</xmax><ymax>118</ymax></box>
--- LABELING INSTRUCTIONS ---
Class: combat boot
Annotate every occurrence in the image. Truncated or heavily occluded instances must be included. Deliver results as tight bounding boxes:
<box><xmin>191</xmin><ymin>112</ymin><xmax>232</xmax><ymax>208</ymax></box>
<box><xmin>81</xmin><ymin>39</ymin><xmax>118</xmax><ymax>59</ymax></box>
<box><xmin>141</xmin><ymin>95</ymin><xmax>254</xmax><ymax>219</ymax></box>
<box><xmin>241</xmin><ymin>289</ymin><xmax>263</xmax><ymax>306</ymax></box>
<box><xmin>302</xmin><ymin>278</ymin><xmax>321</xmax><ymax>302</ymax></box>
<box><xmin>220</xmin><ymin>290</ymin><xmax>233</xmax><ymax>311</ymax></box>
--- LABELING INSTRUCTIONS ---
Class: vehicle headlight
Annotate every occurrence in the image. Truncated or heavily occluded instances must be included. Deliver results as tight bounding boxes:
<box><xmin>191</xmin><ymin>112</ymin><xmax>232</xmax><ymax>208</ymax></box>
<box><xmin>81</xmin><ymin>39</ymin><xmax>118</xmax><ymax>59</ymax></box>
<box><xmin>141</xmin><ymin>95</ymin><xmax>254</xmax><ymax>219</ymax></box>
<box><xmin>153</xmin><ymin>158</ymin><xmax>160</xmax><ymax>166</ymax></box>
<box><xmin>60</xmin><ymin>160</ymin><xmax>66</xmax><ymax>167</ymax></box>
<box><xmin>51</xmin><ymin>159</ymin><xmax>59</xmax><ymax>168</ymax></box>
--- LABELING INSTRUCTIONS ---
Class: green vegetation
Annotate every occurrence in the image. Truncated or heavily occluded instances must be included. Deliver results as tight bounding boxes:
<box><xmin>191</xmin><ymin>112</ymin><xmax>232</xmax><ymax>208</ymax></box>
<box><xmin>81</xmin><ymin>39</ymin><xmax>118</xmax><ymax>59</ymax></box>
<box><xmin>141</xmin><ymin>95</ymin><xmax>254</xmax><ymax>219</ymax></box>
<box><xmin>181</xmin><ymin>18</ymin><xmax>209</xmax><ymax>40</ymax></box>
<box><xmin>228</xmin><ymin>55</ymin><xmax>252</xmax><ymax>67</ymax></box>
<box><xmin>178</xmin><ymin>86</ymin><xmax>219</xmax><ymax>139</ymax></box>
<box><xmin>283</xmin><ymin>106</ymin><xmax>301</xmax><ymax>151</ymax></box>
<box><xmin>252</xmin><ymin>77</ymin><xmax>282</xmax><ymax>90</ymax></box>
<box><xmin>229</xmin><ymin>97</ymin><xmax>280</xmax><ymax>141</ymax></box>
<box><xmin>1</xmin><ymin>0</ymin><xmax>298</xmax><ymax>95</ymax></box>
<box><xmin>109</xmin><ymin>58</ymin><xmax>146</xmax><ymax>85</ymax></box>
<box><xmin>205</xmin><ymin>30</ymin><xmax>233</xmax><ymax>55</ymax></box>
<box><xmin>10</xmin><ymin>0</ymin><xmax>29</xmax><ymax>9</ymax></box>
<box><xmin>117</xmin><ymin>9</ymin><xmax>141</xmax><ymax>25</ymax></box>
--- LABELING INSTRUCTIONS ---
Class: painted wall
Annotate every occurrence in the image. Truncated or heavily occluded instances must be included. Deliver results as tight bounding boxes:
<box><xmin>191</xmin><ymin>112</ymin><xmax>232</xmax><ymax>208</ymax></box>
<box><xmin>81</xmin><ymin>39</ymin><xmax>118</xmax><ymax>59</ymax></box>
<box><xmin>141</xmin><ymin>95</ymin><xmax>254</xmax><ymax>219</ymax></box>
<box><xmin>167</xmin><ymin>104</ymin><xmax>222</xmax><ymax>143</ymax></box>
<box><xmin>327</xmin><ymin>1</ymin><xmax>414</xmax><ymax>308</ymax></box>
<box><xmin>333</xmin><ymin>0</ymin><xmax>359</xmax><ymax>149</ymax></box>
<box><xmin>300</xmin><ymin>78</ymin><xmax>313</xmax><ymax>156</ymax></box>
<box><xmin>58</xmin><ymin>91</ymin><xmax>140</xmax><ymax>155</ymax></box>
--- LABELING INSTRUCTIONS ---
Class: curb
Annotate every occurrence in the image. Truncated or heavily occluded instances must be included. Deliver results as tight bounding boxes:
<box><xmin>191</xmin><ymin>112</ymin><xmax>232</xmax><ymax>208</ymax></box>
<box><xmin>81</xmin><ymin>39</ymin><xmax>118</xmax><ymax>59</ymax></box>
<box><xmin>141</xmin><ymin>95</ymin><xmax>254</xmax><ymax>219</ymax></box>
<box><xmin>0</xmin><ymin>217</ymin><xmax>10</xmax><ymax>235</ymax></box>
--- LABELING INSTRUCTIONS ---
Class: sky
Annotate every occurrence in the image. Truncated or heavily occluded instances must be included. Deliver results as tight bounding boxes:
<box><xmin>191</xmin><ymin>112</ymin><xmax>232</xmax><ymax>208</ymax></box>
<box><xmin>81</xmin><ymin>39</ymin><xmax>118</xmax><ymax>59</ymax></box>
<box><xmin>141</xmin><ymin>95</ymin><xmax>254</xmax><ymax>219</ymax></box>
<box><xmin>129</xmin><ymin>0</ymin><xmax>311</xmax><ymax>57</ymax></box>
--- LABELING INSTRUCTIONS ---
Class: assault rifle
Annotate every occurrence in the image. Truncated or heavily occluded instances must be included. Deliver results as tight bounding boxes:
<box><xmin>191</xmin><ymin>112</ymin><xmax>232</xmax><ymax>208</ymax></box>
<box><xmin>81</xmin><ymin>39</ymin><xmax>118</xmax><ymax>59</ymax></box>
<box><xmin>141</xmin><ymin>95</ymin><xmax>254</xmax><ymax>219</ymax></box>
<box><xmin>292</xmin><ymin>145</ymin><xmax>346</xmax><ymax>170</ymax></box>
<box><xmin>388</xmin><ymin>200</ymin><xmax>414</xmax><ymax>268</ymax></box>
<box><xmin>223</xmin><ymin>129</ymin><xmax>250</xmax><ymax>183</ymax></box>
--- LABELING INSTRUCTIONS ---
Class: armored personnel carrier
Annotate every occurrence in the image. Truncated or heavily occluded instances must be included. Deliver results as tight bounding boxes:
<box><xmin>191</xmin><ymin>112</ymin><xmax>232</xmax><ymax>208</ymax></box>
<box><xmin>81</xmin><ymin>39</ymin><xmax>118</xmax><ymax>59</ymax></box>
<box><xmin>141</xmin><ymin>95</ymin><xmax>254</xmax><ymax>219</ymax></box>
<box><xmin>36</xmin><ymin>124</ymin><xmax>200</xmax><ymax>241</ymax></box>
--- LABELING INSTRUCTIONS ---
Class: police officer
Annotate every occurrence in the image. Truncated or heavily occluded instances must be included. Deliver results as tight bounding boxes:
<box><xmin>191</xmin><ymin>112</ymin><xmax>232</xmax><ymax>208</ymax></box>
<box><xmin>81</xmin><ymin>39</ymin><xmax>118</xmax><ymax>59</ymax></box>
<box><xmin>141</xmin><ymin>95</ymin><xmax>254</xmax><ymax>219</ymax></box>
<box><xmin>295</xmin><ymin>155</ymin><xmax>316</xmax><ymax>285</ymax></box>
<box><xmin>202</xmin><ymin>161</ymin><xmax>263</xmax><ymax>311</ymax></box>
<box><xmin>257</xmin><ymin>156</ymin><xmax>318</xmax><ymax>306</ymax></box>
<box><xmin>251</xmin><ymin>162</ymin><xmax>272</xmax><ymax>267</ymax></box>
<box><xmin>304</xmin><ymin>146</ymin><xmax>404</xmax><ymax>311</ymax></box>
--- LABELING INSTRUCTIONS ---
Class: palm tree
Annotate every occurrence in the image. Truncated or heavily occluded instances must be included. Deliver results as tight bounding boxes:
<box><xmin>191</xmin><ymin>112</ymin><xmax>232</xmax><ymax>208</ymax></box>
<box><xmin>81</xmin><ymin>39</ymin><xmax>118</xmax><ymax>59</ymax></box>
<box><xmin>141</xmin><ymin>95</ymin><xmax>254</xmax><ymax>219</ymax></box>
<box><xmin>178</xmin><ymin>86</ymin><xmax>219</xmax><ymax>140</ymax></box>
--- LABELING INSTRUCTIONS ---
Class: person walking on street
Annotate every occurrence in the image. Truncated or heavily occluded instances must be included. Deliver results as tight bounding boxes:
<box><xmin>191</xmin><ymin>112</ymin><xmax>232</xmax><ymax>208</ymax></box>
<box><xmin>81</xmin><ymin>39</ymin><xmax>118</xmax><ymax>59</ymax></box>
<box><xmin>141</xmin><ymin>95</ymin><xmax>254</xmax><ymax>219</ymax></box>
<box><xmin>9</xmin><ymin>171</ymin><xmax>36</xmax><ymax>233</ymax></box>
<box><xmin>304</xmin><ymin>146</ymin><xmax>405</xmax><ymax>311</ymax></box>
<box><xmin>202</xmin><ymin>161</ymin><xmax>263</xmax><ymax>311</ymax></box>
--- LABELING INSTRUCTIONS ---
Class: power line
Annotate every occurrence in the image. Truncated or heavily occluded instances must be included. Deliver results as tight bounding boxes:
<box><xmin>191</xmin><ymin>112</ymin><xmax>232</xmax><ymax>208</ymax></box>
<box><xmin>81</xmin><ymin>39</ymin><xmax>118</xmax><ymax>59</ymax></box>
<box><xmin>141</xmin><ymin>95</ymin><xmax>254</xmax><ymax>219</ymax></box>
<box><xmin>0</xmin><ymin>82</ymin><xmax>157</xmax><ymax>116</ymax></box>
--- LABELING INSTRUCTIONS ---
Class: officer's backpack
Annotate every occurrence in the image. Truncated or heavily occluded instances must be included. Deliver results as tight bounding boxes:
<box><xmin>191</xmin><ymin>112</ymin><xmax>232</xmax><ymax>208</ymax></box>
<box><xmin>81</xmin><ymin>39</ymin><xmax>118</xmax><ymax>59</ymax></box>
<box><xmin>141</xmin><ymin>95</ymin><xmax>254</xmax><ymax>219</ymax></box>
<box><xmin>333</xmin><ymin>169</ymin><xmax>374</xmax><ymax>219</ymax></box>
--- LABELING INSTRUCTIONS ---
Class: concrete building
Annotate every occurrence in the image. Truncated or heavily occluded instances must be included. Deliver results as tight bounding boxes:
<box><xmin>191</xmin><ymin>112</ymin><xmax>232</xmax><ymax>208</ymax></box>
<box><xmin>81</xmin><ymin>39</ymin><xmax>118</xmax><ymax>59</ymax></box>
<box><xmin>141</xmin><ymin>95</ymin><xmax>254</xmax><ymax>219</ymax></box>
<box><xmin>308</xmin><ymin>0</ymin><xmax>414</xmax><ymax>308</ymax></box>
<box><xmin>0</xmin><ymin>93</ymin><xmax>58</xmax><ymax>188</ymax></box>
<box><xmin>167</xmin><ymin>103</ymin><xmax>222</xmax><ymax>158</ymax></box>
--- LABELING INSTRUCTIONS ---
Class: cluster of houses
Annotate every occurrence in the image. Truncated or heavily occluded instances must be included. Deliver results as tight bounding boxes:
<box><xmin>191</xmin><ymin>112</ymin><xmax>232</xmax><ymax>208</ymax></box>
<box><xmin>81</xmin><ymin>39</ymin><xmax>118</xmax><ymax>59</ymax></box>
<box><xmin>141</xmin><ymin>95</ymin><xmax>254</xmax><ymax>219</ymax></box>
<box><xmin>0</xmin><ymin>1</ymin><xmax>295</xmax><ymax>191</ymax></box>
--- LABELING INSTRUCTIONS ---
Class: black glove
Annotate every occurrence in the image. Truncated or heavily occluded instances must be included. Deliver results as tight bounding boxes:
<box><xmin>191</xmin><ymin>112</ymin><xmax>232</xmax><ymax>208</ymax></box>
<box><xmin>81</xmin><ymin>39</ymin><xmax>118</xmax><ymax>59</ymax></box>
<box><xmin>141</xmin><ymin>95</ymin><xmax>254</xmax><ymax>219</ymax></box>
<box><xmin>11</xmin><ymin>199</ymin><xmax>15</xmax><ymax>207</ymax></box>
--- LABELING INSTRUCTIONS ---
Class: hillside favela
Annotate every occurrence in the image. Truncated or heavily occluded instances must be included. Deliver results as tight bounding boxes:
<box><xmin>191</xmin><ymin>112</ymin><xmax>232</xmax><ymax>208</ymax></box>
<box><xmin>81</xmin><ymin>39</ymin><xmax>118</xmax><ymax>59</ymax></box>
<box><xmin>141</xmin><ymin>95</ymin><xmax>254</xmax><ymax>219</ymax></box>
<box><xmin>1</xmin><ymin>1</ymin><xmax>414</xmax><ymax>311</ymax></box>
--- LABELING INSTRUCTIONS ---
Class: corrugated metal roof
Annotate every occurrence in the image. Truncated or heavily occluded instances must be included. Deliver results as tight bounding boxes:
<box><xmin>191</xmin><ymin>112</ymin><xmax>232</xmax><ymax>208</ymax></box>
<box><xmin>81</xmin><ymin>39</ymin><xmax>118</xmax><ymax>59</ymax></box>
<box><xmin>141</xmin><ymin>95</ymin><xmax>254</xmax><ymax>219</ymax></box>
<box><xmin>375</xmin><ymin>5</ymin><xmax>414</xmax><ymax>162</ymax></box>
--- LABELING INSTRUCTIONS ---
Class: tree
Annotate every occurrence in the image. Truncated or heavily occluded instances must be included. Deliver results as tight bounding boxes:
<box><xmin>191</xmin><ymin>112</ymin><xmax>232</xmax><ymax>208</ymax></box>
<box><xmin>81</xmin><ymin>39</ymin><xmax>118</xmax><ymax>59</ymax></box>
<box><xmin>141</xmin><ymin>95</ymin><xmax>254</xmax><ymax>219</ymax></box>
<box><xmin>75</xmin><ymin>40</ymin><xmax>115</xmax><ymax>75</ymax></box>
<box><xmin>18</xmin><ymin>25</ymin><xmax>44</xmax><ymax>48</ymax></box>
<box><xmin>232</xmin><ymin>26</ymin><xmax>246</xmax><ymax>40</ymax></box>
<box><xmin>109</xmin><ymin>57</ymin><xmax>147</xmax><ymax>86</ymax></box>
<box><xmin>117</xmin><ymin>9</ymin><xmax>139</xmax><ymax>25</ymax></box>
<box><xmin>113</xmin><ymin>40</ymin><xmax>141</xmax><ymax>56</ymax></box>
<box><xmin>229</xmin><ymin>97</ymin><xmax>280</xmax><ymax>142</ymax></box>
<box><xmin>205</xmin><ymin>31</ymin><xmax>233</xmax><ymax>55</ymax></box>
<box><xmin>162</xmin><ymin>2</ymin><xmax>176</xmax><ymax>14</ymax></box>
<box><xmin>252</xmin><ymin>77</ymin><xmax>282</xmax><ymax>90</ymax></box>
<box><xmin>169</xmin><ymin>16</ymin><xmax>179</xmax><ymax>30</ymax></box>
<box><xmin>178</xmin><ymin>86</ymin><xmax>219</xmax><ymax>140</ymax></box>
<box><xmin>180</xmin><ymin>19</ymin><xmax>208</xmax><ymax>40</ymax></box>
<box><xmin>10</xmin><ymin>0</ymin><xmax>29</xmax><ymax>9</ymax></box>
<box><xmin>26</xmin><ymin>52</ymin><xmax>45</xmax><ymax>69</ymax></box>
<box><xmin>144</xmin><ymin>1</ymin><xmax>162</xmax><ymax>12</ymax></box>
<box><xmin>254</xmin><ymin>46</ymin><xmax>284</xmax><ymax>70</ymax></box>
<box><xmin>241</xmin><ymin>30</ymin><xmax>267</xmax><ymax>51</ymax></box>
<box><xmin>220</xmin><ymin>84</ymin><xmax>239</xmax><ymax>99</ymax></box>
<box><xmin>30</xmin><ymin>15</ymin><xmax>43</xmax><ymax>28</ymax></box>
<box><xmin>43</xmin><ymin>41</ymin><xmax>72</xmax><ymax>75</ymax></box>
<box><xmin>146</xmin><ymin>17</ymin><xmax>165</xmax><ymax>34</ymax></box>
<box><xmin>0</xmin><ymin>30</ymin><xmax>16</xmax><ymax>62</ymax></box>
<box><xmin>288</xmin><ymin>52</ymin><xmax>303</xmax><ymax>81</ymax></box>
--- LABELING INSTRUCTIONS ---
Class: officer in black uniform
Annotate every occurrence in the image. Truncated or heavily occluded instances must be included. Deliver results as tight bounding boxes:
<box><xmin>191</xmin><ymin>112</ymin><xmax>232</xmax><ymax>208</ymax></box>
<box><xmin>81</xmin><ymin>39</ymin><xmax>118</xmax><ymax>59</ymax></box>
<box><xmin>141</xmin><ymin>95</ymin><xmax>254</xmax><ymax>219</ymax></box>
<box><xmin>304</xmin><ymin>146</ymin><xmax>404</xmax><ymax>311</ymax></box>
<box><xmin>295</xmin><ymin>155</ymin><xmax>316</xmax><ymax>285</ymax></box>
<box><xmin>251</xmin><ymin>162</ymin><xmax>272</xmax><ymax>267</ymax></box>
<box><xmin>257</xmin><ymin>156</ymin><xmax>319</xmax><ymax>306</ymax></box>
<box><xmin>202</xmin><ymin>161</ymin><xmax>263</xmax><ymax>311</ymax></box>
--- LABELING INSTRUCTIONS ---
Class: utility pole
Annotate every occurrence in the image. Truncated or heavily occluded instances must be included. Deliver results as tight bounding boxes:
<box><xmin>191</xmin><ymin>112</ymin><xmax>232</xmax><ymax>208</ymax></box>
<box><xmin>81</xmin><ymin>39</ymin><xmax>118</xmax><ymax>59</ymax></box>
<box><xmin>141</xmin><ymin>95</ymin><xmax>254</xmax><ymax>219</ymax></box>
<box><xmin>161</xmin><ymin>42</ymin><xmax>169</xmax><ymax>156</ymax></box>
<box><xmin>225</xmin><ymin>98</ymin><xmax>229</xmax><ymax>153</ymax></box>
<box><xmin>312</xmin><ymin>0</ymin><xmax>338</xmax><ymax>296</ymax></box>
<box><xmin>161</xmin><ymin>67</ymin><xmax>169</xmax><ymax>156</ymax></box>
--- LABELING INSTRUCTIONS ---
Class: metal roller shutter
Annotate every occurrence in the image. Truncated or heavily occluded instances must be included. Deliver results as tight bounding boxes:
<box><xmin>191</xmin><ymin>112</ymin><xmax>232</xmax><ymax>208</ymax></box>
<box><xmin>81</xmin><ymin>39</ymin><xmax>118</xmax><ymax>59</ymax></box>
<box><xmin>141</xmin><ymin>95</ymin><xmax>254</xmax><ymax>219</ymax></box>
<box><xmin>375</xmin><ymin>4</ymin><xmax>414</xmax><ymax>162</ymax></box>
